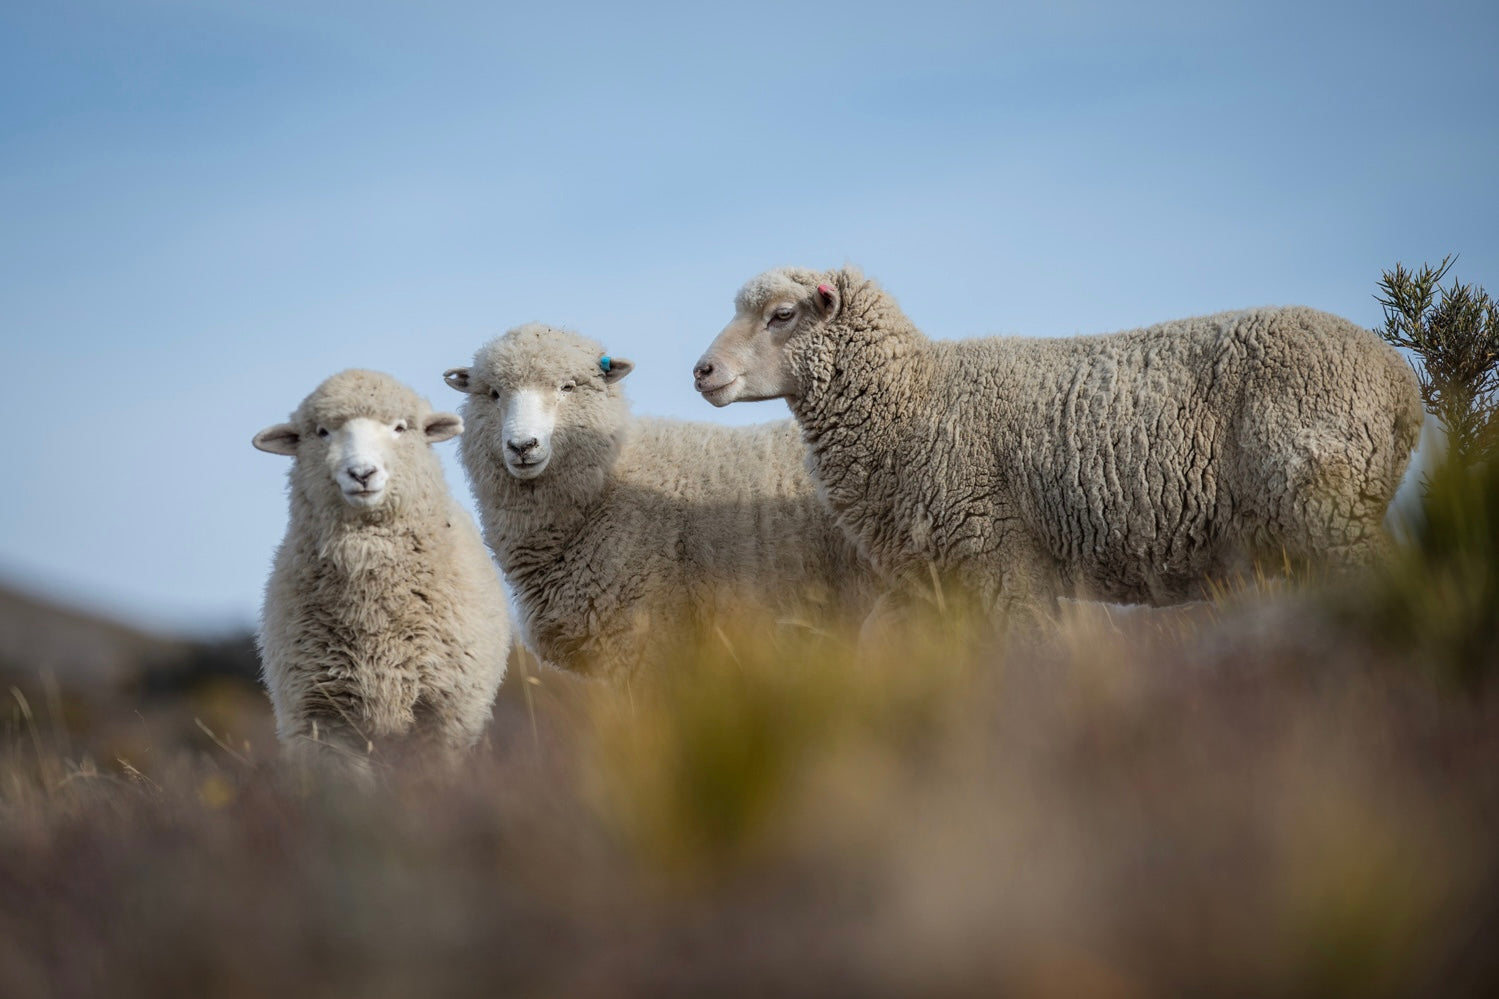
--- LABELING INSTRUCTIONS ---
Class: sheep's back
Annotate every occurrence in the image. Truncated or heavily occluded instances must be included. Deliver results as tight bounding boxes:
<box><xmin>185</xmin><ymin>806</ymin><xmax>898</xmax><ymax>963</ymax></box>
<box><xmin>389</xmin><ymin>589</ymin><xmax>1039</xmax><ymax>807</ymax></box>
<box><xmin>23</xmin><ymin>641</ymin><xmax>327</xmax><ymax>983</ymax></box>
<box><xmin>992</xmin><ymin>307</ymin><xmax>1410</xmax><ymax>601</ymax></box>
<box><xmin>983</xmin><ymin>321</ymin><xmax>1239</xmax><ymax>601</ymax></box>
<box><xmin>615</xmin><ymin>418</ymin><xmax>869</xmax><ymax>609</ymax></box>
<box><xmin>620</xmin><ymin>414</ymin><xmax>857</xmax><ymax>564</ymax></box>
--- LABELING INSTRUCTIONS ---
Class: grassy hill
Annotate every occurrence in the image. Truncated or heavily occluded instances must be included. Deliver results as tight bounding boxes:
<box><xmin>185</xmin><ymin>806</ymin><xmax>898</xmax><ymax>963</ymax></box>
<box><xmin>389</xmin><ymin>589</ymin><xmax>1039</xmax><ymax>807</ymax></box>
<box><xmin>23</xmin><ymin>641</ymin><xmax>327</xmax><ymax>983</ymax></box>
<box><xmin>1</xmin><ymin>455</ymin><xmax>1496</xmax><ymax>996</ymax></box>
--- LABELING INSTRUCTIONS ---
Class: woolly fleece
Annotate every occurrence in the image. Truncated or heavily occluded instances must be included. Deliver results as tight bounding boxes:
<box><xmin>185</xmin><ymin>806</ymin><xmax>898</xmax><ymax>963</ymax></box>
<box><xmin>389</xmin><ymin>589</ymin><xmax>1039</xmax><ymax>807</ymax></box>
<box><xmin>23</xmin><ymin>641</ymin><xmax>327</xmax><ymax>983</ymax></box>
<box><xmin>448</xmin><ymin>324</ymin><xmax>875</xmax><ymax>680</ymax></box>
<box><xmin>697</xmin><ymin>267</ymin><xmax>1424</xmax><ymax>616</ymax></box>
<box><xmin>255</xmin><ymin>369</ymin><xmax>509</xmax><ymax>770</ymax></box>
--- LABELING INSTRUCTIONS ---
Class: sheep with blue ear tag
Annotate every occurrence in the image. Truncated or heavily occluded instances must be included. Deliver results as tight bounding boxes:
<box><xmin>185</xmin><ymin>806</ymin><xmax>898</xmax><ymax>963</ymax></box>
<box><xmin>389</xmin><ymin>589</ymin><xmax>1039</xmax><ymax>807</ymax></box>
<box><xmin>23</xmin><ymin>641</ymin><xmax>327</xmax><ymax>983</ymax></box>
<box><xmin>445</xmin><ymin>324</ymin><xmax>878</xmax><ymax>681</ymax></box>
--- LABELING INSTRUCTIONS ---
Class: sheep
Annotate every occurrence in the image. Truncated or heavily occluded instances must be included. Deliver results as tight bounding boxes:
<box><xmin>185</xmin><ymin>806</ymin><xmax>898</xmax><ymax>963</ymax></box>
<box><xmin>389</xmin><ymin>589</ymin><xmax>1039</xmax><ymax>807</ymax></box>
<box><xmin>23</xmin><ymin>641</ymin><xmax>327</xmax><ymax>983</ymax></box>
<box><xmin>692</xmin><ymin>266</ymin><xmax>1424</xmax><ymax>623</ymax></box>
<box><xmin>253</xmin><ymin>369</ymin><xmax>509</xmax><ymax>773</ymax></box>
<box><xmin>443</xmin><ymin>323</ymin><xmax>875</xmax><ymax>681</ymax></box>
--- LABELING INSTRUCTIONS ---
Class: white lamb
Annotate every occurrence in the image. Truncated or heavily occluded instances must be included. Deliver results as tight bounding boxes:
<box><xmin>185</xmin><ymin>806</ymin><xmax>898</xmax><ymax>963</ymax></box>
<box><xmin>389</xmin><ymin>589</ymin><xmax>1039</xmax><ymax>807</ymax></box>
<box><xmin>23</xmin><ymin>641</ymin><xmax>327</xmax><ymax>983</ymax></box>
<box><xmin>444</xmin><ymin>323</ymin><xmax>875</xmax><ymax>680</ymax></box>
<box><xmin>694</xmin><ymin>266</ymin><xmax>1423</xmax><ymax>622</ymax></box>
<box><xmin>253</xmin><ymin>369</ymin><xmax>509</xmax><ymax>772</ymax></box>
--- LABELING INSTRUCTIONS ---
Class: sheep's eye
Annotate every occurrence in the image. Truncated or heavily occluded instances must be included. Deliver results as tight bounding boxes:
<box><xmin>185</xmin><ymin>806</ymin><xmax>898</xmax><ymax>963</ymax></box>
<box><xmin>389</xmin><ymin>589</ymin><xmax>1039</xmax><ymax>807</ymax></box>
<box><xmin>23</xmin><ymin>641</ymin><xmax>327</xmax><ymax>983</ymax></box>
<box><xmin>771</xmin><ymin>305</ymin><xmax>795</xmax><ymax>323</ymax></box>
<box><xmin>560</xmin><ymin>380</ymin><xmax>576</xmax><ymax>393</ymax></box>
<box><xmin>489</xmin><ymin>388</ymin><xmax>500</xmax><ymax>401</ymax></box>
<box><xmin>316</xmin><ymin>426</ymin><xmax>329</xmax><ymax>439</ymax></box>
<box><xmin>394</xmin><ymin>422</ymin><xmax>408</xmax><ymax>434</ymax></box>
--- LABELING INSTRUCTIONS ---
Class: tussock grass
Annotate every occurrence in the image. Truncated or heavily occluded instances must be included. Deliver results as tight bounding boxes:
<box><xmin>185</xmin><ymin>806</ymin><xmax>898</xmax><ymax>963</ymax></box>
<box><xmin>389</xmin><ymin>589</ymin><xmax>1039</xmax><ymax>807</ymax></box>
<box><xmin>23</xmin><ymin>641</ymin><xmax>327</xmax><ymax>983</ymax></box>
<box><xmin>3</xmin><ymin>476</ymin><xmax>1499</xmax><ymax>996</ymax></box>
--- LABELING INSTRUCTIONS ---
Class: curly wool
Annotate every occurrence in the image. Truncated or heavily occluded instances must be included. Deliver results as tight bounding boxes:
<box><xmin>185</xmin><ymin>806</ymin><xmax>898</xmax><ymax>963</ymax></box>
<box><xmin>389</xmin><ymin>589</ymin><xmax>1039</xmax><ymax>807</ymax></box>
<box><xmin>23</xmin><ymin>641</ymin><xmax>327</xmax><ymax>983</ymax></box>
<box><xmin>256</xmin><ymin>370</ymin><xmax>509</xmax><ymax>770</ymax></box>
<box><xmin>452</xmin><ymin>325</ymin><xmax>874</xmax><ymax>681</ymax></box>
<box><xmin>727</xmin><ymin>267</ymin><xmax>1423</xmax><ymax>612</ymax></box>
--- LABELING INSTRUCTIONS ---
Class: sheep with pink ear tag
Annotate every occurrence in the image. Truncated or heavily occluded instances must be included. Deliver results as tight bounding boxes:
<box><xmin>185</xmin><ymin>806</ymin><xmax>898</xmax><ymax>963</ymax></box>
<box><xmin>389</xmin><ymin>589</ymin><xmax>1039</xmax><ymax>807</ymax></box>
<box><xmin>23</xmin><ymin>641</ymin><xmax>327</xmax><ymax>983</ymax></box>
<box><xmin>694</xmin><ymin>265</ymin><xmax>1423</xmax><ymax>628</ymax></box>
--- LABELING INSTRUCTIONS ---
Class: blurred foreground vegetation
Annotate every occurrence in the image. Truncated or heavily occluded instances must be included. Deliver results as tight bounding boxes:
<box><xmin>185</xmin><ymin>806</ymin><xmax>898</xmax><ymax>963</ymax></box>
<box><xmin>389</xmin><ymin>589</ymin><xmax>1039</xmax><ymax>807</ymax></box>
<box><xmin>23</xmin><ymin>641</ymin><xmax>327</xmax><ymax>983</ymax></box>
<box><xmin>4</xmin><ymin>472</ymin><xmax>1498</xmax><ymax>998</ymax></box>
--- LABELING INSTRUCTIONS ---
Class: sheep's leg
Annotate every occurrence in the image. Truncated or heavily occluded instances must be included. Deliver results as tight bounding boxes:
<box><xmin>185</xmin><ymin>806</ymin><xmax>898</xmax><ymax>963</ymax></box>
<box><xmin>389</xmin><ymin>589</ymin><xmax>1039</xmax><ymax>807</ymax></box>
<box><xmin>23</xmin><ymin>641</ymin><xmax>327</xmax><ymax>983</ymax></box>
<box><xmin>975</xmin><ymin>531</ymin><xmax>1061</xmax><ymax>634</ymax></box>
<box><xmin>856</xmin><ymin>588</ymin><xmax>922</xmax><ymax>651</ymax></box>
<box><xmin>402</xmin><ymin>692</ymin><xmax>484</xmax><ymax>772</ymax></box>
<box><xmin>856</xmin><ymin>552</ymin><xmax>1056</xmax><ymax>650</ymax></box>
<box><xmin>279</xmin><ymin>720</ymin><xmax>378</xmax><ymax>787</ymax></box>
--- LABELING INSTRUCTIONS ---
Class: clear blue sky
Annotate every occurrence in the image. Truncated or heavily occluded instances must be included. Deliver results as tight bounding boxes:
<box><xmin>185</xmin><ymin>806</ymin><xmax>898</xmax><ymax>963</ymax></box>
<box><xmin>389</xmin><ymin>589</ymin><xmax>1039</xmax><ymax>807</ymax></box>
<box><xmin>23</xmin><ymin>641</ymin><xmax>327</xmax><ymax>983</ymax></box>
<box><xmin>2</xmin><ymin>0</ymin><xmax>1495</xmax><ymax>634</ymax></box>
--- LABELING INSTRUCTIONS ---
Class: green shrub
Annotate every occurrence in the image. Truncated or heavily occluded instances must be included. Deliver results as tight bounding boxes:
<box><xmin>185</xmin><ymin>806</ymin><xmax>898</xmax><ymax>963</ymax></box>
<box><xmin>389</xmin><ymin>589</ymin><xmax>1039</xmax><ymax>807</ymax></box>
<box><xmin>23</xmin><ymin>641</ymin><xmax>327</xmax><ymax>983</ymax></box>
<box><xmin>1375</xmin><ymin>255</ymin><xmax>1498</xmax><ymax>465</ymax></box>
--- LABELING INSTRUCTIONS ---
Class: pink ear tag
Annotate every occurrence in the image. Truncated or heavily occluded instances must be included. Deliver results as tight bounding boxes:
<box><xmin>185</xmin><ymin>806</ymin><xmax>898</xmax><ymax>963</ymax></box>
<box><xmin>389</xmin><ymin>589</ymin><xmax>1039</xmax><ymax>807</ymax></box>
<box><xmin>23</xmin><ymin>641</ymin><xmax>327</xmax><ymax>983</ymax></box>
<box><xmin>817</xmin><ymin>283</ymin><xmax>834</xmax><ymax>301</ymax></box>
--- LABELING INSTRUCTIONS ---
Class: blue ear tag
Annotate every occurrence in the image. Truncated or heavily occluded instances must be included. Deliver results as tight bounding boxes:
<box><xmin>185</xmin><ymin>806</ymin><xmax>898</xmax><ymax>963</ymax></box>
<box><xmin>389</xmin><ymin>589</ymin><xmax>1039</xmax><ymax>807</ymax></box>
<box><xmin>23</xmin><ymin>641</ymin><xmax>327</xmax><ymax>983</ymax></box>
<box><xmin>599</xmin><ymin>355</ymin><xmax>612</xmax><ymax>373</ymax></box>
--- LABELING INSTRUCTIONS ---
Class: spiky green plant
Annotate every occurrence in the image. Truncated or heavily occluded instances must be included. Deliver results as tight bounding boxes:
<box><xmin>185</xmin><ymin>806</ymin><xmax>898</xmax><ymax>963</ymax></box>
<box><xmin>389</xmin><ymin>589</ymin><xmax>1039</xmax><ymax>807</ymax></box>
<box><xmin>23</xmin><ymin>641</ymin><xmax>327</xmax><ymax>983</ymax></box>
<box><xmin>1374</xmin><ymin>255</ymin><xmax>1498</xmax><ymax>465</ymax></box>
<box><xmin>1361</xmin><ymin>257</ymin><xmax>1499</xmax><ymax>687</ymax></box>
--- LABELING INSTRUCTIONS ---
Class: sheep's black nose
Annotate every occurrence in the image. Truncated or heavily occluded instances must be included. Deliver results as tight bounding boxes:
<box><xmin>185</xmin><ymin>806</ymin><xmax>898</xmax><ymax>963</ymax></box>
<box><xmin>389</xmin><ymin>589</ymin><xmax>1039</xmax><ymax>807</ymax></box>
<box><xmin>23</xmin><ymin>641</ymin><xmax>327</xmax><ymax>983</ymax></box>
<box><xmin>348</xmin><ymin>465</ymin><xmax>377</xmax><ymax>485</ymax></box>
<box><xmin>693</xmin><ymin>361</ymin><xmax>714</xmax><ymax>381</ymax></box>
<box><xmin>506</xmin><ymin>437</ymin><xmax>539</xmax><ymax>456</ymax></box>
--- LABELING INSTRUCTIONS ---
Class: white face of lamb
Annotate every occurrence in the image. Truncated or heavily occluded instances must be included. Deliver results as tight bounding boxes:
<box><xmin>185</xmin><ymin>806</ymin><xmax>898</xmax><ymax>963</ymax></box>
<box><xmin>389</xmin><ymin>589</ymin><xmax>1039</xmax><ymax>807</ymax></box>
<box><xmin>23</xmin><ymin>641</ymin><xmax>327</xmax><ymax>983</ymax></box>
<box><xmin>501</xmin><ymin>388</ymin><xmax>556</xmax><ymax>479</ymax></box>
<box><xmin>326</xmin><ymin>417</ymin><xmax>398</xmax><ymax>508</ymax></box>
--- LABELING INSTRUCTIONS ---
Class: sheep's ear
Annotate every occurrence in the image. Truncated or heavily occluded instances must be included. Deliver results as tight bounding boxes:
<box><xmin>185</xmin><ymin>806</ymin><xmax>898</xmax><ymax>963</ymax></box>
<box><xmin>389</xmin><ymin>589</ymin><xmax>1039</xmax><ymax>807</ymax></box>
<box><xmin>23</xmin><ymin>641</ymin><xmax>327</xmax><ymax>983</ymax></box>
<box><xmin>424</xmin><ymin>412</ymin><xmax>463</xmax><ymax>443</ymax></box>
<box><xmin>253</xmin><ymin>423</ymin><xmax>300</xmax><ymax>456</ymax></box>
<box><xmin>443</xmin><ymin>367</ymin><xmax>475</xmax><ymax>393</ymax></box>
<box><xmin>600</xmin><ymin>355</ymin><xmax>634</xmax><ymax>384</ymax></box>
<box><xmin>814</xmin><ymin>282</ymin><xmax>840</xmax><ymax>317</ymax></box>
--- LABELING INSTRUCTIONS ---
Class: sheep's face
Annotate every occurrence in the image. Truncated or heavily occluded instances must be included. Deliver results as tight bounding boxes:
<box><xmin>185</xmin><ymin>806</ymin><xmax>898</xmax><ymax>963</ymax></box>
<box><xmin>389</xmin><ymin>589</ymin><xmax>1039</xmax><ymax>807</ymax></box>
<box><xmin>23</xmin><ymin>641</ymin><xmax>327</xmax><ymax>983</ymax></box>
<box><xmin>254</xmin><ymin>370</ymin><xmax>463</xmax><ymax>515</ymax></box>
<box><xmin>694</xmin><ymin>268</ymin><xmax>833</xmax><ymax>407</ymax></box>
<box><xmin>445</xmin><ymin>325</ymin><xmax>633</xmax><ymax>483</ymax></box>
<box><xmin>323</xmin><ymin>417</ymin><xmax>403</xmax><ymax>509</ymax></box>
